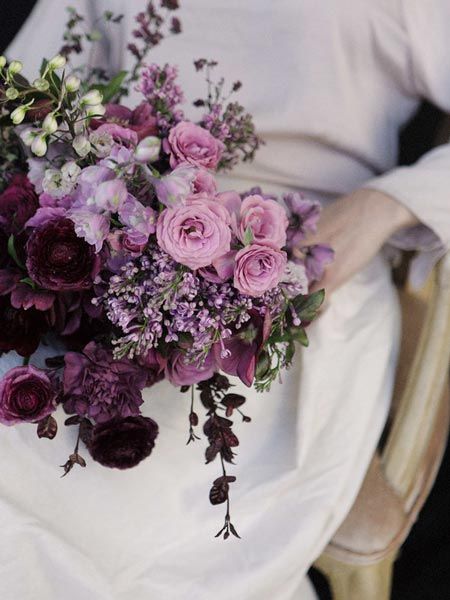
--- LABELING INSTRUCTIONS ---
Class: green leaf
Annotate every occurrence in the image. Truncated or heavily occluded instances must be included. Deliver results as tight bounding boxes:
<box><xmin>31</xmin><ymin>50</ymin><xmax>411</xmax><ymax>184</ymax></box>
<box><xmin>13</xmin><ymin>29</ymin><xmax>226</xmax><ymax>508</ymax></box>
<box><xmin>290</xmin><ymin>327</ymin><xmax>309</xmax><ymax>347</ymax></box>
<box><xmin>291</xmin><ymin>289</ymin><xmax>325</xmax><ymax>322</ymax></box>
<box><xmin>7</xmin><ymin>235</ymin><xmax>25</xmax><ymax>269</ymax></box>
<box><xmin>40</xmin><ymin>58</ymin><xmax>49</xmax><ymax>77</ymax></box>
<box><xmin>285</xmin><ymin>340</ymin><xmax>295</xmax><ymax>365</ymax></box>
<box><xmin>255</xmin><ymin>351</ymin><xmax>271</xmax><ymax>380</ymax></box>
<box><xmin>92</xmin><ymin>70</ymin><xmax>127</xmax><ymax>103</ymax></box>
<box><xmin>20</xmin><ymin>277</ymin><xmax>36</xmax><ymax>289</ymax></box>
<box><xmin>242</xmin><ymin>226</ymin><xmax>254</xmax><ymax>246</ymax></box>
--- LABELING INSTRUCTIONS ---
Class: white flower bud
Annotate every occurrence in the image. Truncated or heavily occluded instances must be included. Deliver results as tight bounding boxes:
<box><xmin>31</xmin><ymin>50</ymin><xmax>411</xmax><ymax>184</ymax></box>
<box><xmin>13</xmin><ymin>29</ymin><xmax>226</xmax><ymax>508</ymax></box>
<box><xmin>80</xmin><ymin>89</ymin><xmax>103</xmax><ymax>106</ymax></box>
<box><xmin>48</xmin><ymin>54</ymin><xmax>66</xmax><ymax>70</ymax></box>
<box><xmin>33</xmin><ymin>78</ymin><xmax>50</xmax><ymax>92</ymax></box>
<box><xmin>64</xmin><ymin>75</ymin><xmax>81</xmax><ymax>93</ymax></box>
<box><xmin>85</xmin><ymin>103</ymin><xmax>106</xmax><ymax>118</ymax></box>
<box><xmin>10</xmin><ymin>105</ymin><xmax>27</xmax><ymax>125</ymax></box>
<box><xmin>135</xmin><ymin>136</ymin><xmax>161</xmax><ymax>163</ymax></box>
<box><xmin>19</xmin><ymin>127</ymin><xmax>37</xmax><ymax>146</ymax></box>
<box><xmin>5</xmin><ymin>87</ymin><xmax>19</xmax><ymax>100</ymax></box>
<box><xmin>42</xmin><ymin>113</ymin><xmax>58</xmax><ymax>134</ymax></box>
<box><xmin>73</xmin><ymin>134</ymin><xmax>91</xmax><ymax>158</ymax></box>
<box><xmin>31</xmin><ymin>134</ymin><xmax>48</xmax><ymax>157</ymax></box>
<box><xmin>0</xmin><ymin>56</ymin><xmax>6</xmax><ymax>69</ymax></box>
<box><xmin>8</xmin><ymin>60</ymin><xmax>23</xmax><ymax>75</ymax></box>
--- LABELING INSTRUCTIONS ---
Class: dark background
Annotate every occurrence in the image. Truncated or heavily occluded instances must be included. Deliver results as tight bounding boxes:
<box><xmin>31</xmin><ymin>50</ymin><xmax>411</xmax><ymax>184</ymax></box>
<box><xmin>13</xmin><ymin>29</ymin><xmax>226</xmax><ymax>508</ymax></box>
<box><xmin>1</xmin><ymin>2</ymin><xmax>449</xmax><ymax>597</ymax></box>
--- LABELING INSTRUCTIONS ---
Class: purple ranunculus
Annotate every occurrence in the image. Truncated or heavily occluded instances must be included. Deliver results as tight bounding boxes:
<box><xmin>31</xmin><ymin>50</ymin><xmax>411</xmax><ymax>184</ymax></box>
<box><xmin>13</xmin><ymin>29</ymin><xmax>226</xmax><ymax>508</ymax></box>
<box><xmin>233</xmin><ymin>243</ymin><xmax>287</xmax><ymax>297</ymax></box>
<box><xmin>301</xmin><ymin>244</ymin><xmax>335</xmax><ymax>282</ymax></box>
<box><xmin>0</xmin><ymin>296</ymin><xmax>47</xmax><ymax>356</ymax></box>
<box><xmin>165</xmin><ymin>121</ymin><xmax>224</xmax><ymax>170</ymax></box>
<box><xmin>152</xmin><ymin>164</ymin><xmax>197</xmax><ymax>207</ymax></box>
<box><xmin>165</xmin><ymin>350</ymin><xmax>216</xmax><ymax>386</ymax></box>
<box><xmin>0</xmin><ymin>173</ymin><xmax>39</xmax><ymax>235</ymax></box>
<box><xmin>84</xmin><ymin>415</ymin><xmax>159</xmax><ymax>470</ymax></box>
<box><xmin>0</xmin><ymin>365</ymin><xmax>56</xmax><ymax>425</ymax></box>
<box><xmin>156</xmin><ymin>196</ymin><xmax>231</xmax><ymax>269</ymax></box>
<box><xmin>63</xmin><ymin>342</ymin><xmax>147</xmax><ymax>423</ymax></box>
<box><xmin>238</xmin><ymin>194</ymin><xmax>288</xmax><ymax>248</ymax></box>
<box><xmin>284</xmin><ymin>193</ymin><xmax>322</xmax><ymax>248</ymax></box>
<box><xmin>26</xmin><ymin>206</ymin><xmax>67</xmax><ymax>228</ymax></box>
<box><xmin>26</xmin><ymin>218</ymin><xmax>101</xmax><ymax>291</ymax></box>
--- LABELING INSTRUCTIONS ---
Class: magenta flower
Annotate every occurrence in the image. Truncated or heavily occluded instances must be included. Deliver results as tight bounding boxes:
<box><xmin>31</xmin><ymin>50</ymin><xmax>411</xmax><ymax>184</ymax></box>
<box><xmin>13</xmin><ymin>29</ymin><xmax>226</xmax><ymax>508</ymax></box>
<box><xmin>165</xmin><ymin>349</ymin><xmax>216</xmax><ymax>386</ymax></box>
<box><xmin>165</xmin><ymin>121</ymin><xmax>224</xmax><ymax>169</ymax></box>
<box><xmin>63</xmin><ymin>342</ymin><xmax>147</xmax><ymax>423</ymax></box>
<box><xmin>238</xmin><ymin>194</ymin><xmax>288</xmax><ymax>248</ymax></box>
<box><xmin>233</xmin><ymin>243</ymin><xmax>287</xmax><ymax>297</ymax></box>
<box><xmin>91</xmin><ymin>102</ymin><xmax>158</xmax><ymax>141</ymax></box>
<box><xmin>156</xmin><ymin>197</ymin><xmax>231</xmax><ymax>269</ymax></box>
<box><xmin>0</xmin><ymin>365</ymin><xmax>56</xmax><ymax>425</ymax></box>
<box><xmin>284</xmin><ymin>193</ymin><xmax>322</xmax><ymax>248</ymax></box>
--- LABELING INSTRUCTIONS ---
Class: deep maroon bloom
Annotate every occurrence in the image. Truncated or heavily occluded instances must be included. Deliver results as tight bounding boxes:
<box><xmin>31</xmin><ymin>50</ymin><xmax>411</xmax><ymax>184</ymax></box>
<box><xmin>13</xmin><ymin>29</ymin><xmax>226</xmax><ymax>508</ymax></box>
<box><xmin>0</xmin><ymin>296</ymin><xmax>47</xmax><ymax>357</ymax></box>
<box><xmin>137</xmin><ymin>349</ymin><xmax>167</xmax><ymax>387</ymax></box>
<box><xmin>26</xmin><ymin>218</ymin><xmax>100</xmax><ymax>291</ymax></box>
<box><xmin>0</xmin><ymin>173</ymin><xmax>39</xmax><ymax>235</ymax></box>
<box><xmin>63</xmin><ymin>342</ymin><xmax>147</xmax><ymax>423</ymax></box>
<box><xmin>91</xmin><ymin>102</ymin><xmax>158</xmax><ymax>141</ymax></box>
<box><xmin>85</xmin><ymin>416</ymin><xmax>159</xmax><ymax>469</ymax></box>
<box><xmin>0</xmin><ymin>230</ymin><xmax>7</xmax><ymax>267</ymax></box>
<box><xmin>0</xmin><ymin>365</ymin><xmax>56</xmax><ymax>425</ymax></box>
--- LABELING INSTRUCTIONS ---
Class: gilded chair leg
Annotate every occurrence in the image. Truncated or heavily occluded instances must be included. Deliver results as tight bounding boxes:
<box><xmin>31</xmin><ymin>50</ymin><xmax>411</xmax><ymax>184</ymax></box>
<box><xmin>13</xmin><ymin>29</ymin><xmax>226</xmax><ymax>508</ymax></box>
<box><xmin>314</xmin><ymin>553</ymin><xmax>396</xmax><ymax>600</ymax></box>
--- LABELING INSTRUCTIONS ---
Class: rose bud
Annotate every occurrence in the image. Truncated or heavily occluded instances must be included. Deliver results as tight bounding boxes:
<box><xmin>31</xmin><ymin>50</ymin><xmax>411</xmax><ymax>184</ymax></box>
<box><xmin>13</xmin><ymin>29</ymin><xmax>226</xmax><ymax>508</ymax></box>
<box><xmin>84</xmin><ymin>416</ymin><xmax>159</xmax><ymax>470</ymax></box>
<box><xmin>26</xmin><ymin>217</ymin><xmax>100</xmax><ymax>291</ymax></box>
<box><xmin>0</xmin><ymin>365</ymin><xmax>56</xmax><ymax>425</ymax></box>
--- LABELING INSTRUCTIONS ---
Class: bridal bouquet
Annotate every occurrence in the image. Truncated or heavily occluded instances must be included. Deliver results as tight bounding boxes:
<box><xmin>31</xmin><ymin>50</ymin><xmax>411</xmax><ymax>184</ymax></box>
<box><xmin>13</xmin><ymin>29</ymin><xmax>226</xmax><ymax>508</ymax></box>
<box><xmin>0</xmin><ymin>3</ymin><xmax>332</xmax><ymax>538</ymax></box>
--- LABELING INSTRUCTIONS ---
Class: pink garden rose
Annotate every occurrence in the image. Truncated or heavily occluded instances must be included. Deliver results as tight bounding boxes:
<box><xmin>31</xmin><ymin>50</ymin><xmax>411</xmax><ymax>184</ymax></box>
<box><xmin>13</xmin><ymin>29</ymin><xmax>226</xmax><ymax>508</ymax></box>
<box><xmin>156</xmin><ymin>196</ymin><xmax>231</xmax><ymax>269</ymax></box>
<box><xmin>234</xmin><ymin>243</ymin><xmax>287</xmax><ymax>297</ymax></box>
<box><xmin>238</xmin><ymin>194</ymin><xmax>288</xmax><ymax>248</ymax></box>
<box><xmin>0</xmin><ymin>365</ymin><xmax>56</xmax><ymax>425</ymax></box>
<box><xmin>166</xmin><ymin>121</ymin><xmax>224</xmax><ymax>169</ymax></box>
<box><xmin>165</xmin><ymin>350</ymin><xmax>216</xmax><ymax>386</ymax></box>
<box><xmin>192</xmin><ymin>169</ymin><xmax>218</xmax><ymax>195</ymax></box>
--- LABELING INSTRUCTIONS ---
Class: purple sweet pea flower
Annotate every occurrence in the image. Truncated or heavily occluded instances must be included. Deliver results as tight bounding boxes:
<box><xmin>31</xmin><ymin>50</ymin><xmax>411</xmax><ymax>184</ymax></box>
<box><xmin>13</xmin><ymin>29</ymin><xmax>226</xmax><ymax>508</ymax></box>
<box><xmin>165</xmin><ymin>349</ymin><xmax>216</xmax><ymax>386</ymax></box>
<box><xmin>69</xmin><ymin>210</ymin><xmax>111</xmax><ymax>252</ymax></box>
<box><xmin>94</xmin><ymin>179</ymin><xmax>128</xmax><ymax>213</ymax></box>
<box><xmin>301</xmin><ymin>244</ymin><xmax>335</xmax><ymax>282</ymax></box>
<box><xmin>152</xmin><ymin>164</ymin><xmax>197</xmax><ymax>207</ymax></box>
<box><xmin>284</xmin><ymin>193</ymin><xmax>322</xmax><ymax>248</ymax></box>
<box><xmin>119</xmin><ymin>196</ymin><xmax>157</xmax><ymax>245</ymax></box>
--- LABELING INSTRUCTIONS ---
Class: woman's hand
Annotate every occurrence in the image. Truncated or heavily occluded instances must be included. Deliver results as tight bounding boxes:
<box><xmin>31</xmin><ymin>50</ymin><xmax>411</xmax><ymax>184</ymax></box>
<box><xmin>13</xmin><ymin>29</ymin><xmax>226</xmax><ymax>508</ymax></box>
<box><xmin>300</xmin><ymin>188</ymin><xmax>419</xmax><ymax>294</ymax></box>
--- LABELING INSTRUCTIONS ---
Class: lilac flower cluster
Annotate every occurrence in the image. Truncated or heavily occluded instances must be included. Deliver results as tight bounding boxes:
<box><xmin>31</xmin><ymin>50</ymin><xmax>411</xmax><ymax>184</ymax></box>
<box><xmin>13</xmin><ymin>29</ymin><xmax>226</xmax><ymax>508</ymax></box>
<box><xmin>138</xmin><ymin>64</ymin><xmax>184</xmax><ymax>131</ymax></box>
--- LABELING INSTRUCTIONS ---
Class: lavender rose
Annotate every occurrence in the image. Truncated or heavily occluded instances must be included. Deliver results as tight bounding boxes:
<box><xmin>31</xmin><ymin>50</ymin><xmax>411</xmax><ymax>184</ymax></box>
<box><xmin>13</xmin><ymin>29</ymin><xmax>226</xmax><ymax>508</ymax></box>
<box><xmin>166</xmin><ymin>121</ymin><xmax>224</xmax><ymax>169</ymax></box>
<box><xmin>156</xmin><ymin>197</ymin><xmax>231</xmax><ymax>269</ymax></box>
<box><xmin>238</xmin><ymin>194</ymin><xmax>288</xmax><ymax>248</ymax></box>
<box><xmin>84</xmin><ymin>416</ymin><xmax>159</xmax><ymax>470</ymax></box>
<box><xmin>63</xmin><ymin>342</ymin><xmax>147</xmax><ymax>423</ymax></box>
<box><xmin>0</xmin><ymin>173</ymin><xmax>38</xmax><ymax>235</ymax></box>
<box><xmin>165</xmin><ymin>350</ymin><xmax>216</xmax><ymax>386</ymax></box>
<box><xmin>0</xmin><ymin>365</ymin><xmax>56</xmax><ymax>425</ymax></box>
<box><xmin>26</xmin><ymin>218</ymin><xmax>100</xmax><ymax>291</ymax></box>
<box><xmin>234</xmin><ymin>243</ymin><xmax>287</xmax><ymax>297</ymax></box>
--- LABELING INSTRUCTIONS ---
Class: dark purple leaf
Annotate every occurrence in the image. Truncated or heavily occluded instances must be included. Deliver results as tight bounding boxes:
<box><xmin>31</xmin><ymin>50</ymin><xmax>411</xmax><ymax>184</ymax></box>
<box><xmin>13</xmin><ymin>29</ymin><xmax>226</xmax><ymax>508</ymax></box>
<box><xmin>37</xmin><ymin>415</ymin><xmax>58</xmax><ymax>440</ymax></box>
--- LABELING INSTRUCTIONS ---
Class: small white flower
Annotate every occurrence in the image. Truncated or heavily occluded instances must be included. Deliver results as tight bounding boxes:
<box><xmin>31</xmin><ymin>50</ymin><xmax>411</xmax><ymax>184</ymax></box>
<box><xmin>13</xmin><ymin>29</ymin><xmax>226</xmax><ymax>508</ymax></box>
<box><xmin>31</xmin><ymin>134</ymin><xmax>48</xmax><ymax>157</ymax></box>
<box><xmin>10</xmin><ymin>105</ymin><xmax>27</xmax><ymax>125</ymax></box>
<box><xmin>42</xmin><ymin>113</ymin><xmax>58</xmax><ymax>135</ymax></box>
<box><xmin>73</xmin><ymin>135</ymin><xmax>92</xmax><ymax>158</ymax></box>
<box><xmin>5</xmin><ymin>87</ymin><xmax>19</xmax><ymax>100</ymax></box>
<box><xmin>48</xmin><ymin>54</ymin><xmax>66</xmax><ymax>70</ymax></box>
<box><xmin>8</xmin><ymin>60</ymin><xmax>23</xmax><ymax>75</ymax></box>
<box><xmin>135</xmin><ymin>136</ymin><xmax>161</xmax><ymax>163</ymax></box>
<box><xmin>61</xmin><ymin>160</ymin><xmax>81</xmax><ymax>184</ymax></box>
<box><xmin>33</xmin><ymin>78</ymin><xmax>50</xmax><ymax>92</ymax></box>
<box><xmin>89</xmin><ymin>130</ymin><xmax>114</xmax><ymax>158</ymax></box>
<box><xmin>64</xmin><ymin>75</ymin><xmax>81</xmax><ymax>93</ymax></box>
<box><xmin>85</xmin><ymin>103</ymin><xmax>106</xmax><ymax>118</ymax></box>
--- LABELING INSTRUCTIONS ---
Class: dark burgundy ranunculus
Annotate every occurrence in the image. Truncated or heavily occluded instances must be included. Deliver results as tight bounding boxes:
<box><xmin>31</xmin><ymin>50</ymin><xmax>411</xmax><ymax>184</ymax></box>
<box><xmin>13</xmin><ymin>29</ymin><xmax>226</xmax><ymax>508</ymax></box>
<box><xmin>0</xmin><ymin>296</ymin><xmax>47</xmax><ymax>357</ymax></box>
<box><xmin>90</xmin><ymin>102</ymin><xmax>158</xmax><ymax>141</ymax></box>
<box><xmin>0</xmin><ymin>365</ymin><xmax>56</xmax><ymax>425</ymax></box>
<box><xmin>0</xmin><ymin>173</ymin><xmax>39</xmax><ymax>235</ymax></box>
<box><xmin>85</xmin><ymin>416</ymin><xmax>159</xmax><ymax>469</ymax></box>
<box><xmin>26</xmin><ymin>218</ymin><xmax>100</xmax><ymax>291</ymax></box>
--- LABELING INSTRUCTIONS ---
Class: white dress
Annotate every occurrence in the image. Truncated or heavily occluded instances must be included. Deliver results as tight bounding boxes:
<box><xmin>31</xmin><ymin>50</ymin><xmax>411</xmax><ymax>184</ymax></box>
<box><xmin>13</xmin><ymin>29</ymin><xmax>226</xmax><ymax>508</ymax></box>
<box><xmin>1</xmin><ymin>2</ymin><xmax>450</xmax><ymax>599</ymax></box>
